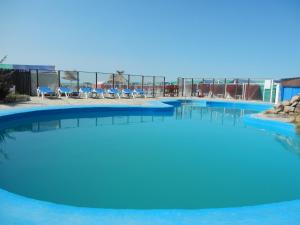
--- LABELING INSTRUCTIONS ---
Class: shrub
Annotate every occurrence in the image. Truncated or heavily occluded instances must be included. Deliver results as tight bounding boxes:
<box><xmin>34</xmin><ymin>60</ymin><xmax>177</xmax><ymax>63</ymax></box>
<box><xmin>4</xmin><ymin>94</ymin><xmax>30</xmax><ymax>103</ymax></box>
<box><xmin>0</xmin><ymin>71</ymin><xmax>14</xmax><ymax>100</ymax></box>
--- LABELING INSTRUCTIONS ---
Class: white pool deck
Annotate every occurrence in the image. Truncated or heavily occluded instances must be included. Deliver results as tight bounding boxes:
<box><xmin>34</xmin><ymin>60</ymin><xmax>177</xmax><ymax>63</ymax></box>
<box><xmin>0</xmin><ymin>96</ymin><xmax>273</xmax><ymax>110</ymax></box>
<box><xmin>1</xmin><ymin>188</ymin><xmax>300</xmax><ymax>225</ymax></box>
<box><xmin>0</xmin><ymin>97</ymin><xmax>300</xmax><ymax>225</ymax></box>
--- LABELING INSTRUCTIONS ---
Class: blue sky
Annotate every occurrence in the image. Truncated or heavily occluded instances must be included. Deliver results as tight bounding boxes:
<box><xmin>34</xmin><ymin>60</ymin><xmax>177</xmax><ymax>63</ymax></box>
<box><xmin>0</xmin><ymin>0</ymin><xmax>299</xmax><ymax>79</ymax></box>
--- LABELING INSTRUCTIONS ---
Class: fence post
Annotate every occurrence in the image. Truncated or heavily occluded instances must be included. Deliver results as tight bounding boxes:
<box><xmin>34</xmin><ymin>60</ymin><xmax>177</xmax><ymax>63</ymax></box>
<box><xmin>128</xmin><ymin>75</ymin><xmax>130</xmax><ymax>89</ymax></box>
<box><xmin>182</xmin><ymin>78</ymin><xmax>184</xmax><ymax>97</ymax></box>
<box><xmin>58</xmin><ymin>70</ymin><xmax>61</xmax><ymax>87</ymax></box>
<box><xmin>177</xmin><ymin>77</ymin><xmax>179</xmax><ymax>97</ymax></box>
<box><xmin>36</xmin><ymin>69</ymin><xmax>39</xmax><ymax>89</ymax></box>
<box><xmin>152</xmin><ymin>76</ymin><xmax>155</xmax><ymax>97</ymax></box>
<box><xmin>242</xmin><ymin>83</ymin><xmax>245</xmax><ymax>100</ymax></box>
<box><xmin>163</xmin><ymin>77</ymin><xmax>166</xmax><ymax>97</ymax></box>
<box><xmin>96</xmin><ymin>72</ymin><xmax>98</xmax><ymax>89</ymax></box>
<box><xmin>112</xmin><ymin>74</ymin><xmax>115</xmax><ymax>88</ymax></box>
<box><xmin>29</xmin><ymin>69</ymin><xmax>32</xmax><ymax>96</ymax></box>
<box><xmin>203</xmin><ymin>78</ymin><xmax>205</xmax><ymax>97</ymax></box>
<box><xmin>77</xmin><ymin>71</ymin><xmax>79</xmax><ymax>92</ymax></box>
<box><xmin>191</xmin><ymin>78</ymin><xmax>194</xmax><ymax>96</ymax></box>
<box><xmin>247</xmin><ymin>78</ymin><xmax>250</xmax><ymax>100</ymax></box>
<box><xmin>270</xmin><ymin>80</ymin><xmax>273</xmax><ymax>103</ymax></box>
<box><xmin>224</xmin><ymin>78</ymin><xmax>227</xmax><ymax>98</ymax></box>
<box><xmin>235</xmin><ymin>79</ymin><xmax>238</xmax><ymax>99</ymax></box>
<box><xmin>212</xmin><ymin>78</ymin><xmax>215</xmax><ymax>97</ymax></box>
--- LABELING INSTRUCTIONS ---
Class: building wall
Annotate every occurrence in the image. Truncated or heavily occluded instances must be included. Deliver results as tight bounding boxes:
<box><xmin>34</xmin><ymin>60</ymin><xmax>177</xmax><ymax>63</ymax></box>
<box><xmin>280</xmin><ymin>87</ymin><xmax>300</xmax><ymax>101</ymax></box>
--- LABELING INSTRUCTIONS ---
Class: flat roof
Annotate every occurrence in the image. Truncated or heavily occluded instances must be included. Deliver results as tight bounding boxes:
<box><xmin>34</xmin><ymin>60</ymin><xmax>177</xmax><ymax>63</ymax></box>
<box><xmin>0</xmin><ymin>64</ymin><xmax>55</xmax><ymax>71</ymax></box>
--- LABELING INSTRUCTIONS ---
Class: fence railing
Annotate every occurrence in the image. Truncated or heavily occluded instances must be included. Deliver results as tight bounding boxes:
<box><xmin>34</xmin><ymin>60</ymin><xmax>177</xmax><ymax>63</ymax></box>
<box><xmin>177</xmin><ymin>77</ymin><xmax>279</xmax><ymax>103</ymax></box>
<box><xmin>0</xmin><ymin>68</ymin><xmax>281</xmax><ymax>103</ymax></box>
<box><xmin>29</xmin><ymin>70</ymin><xmax>166</xmax><ymax>97</ymax></box>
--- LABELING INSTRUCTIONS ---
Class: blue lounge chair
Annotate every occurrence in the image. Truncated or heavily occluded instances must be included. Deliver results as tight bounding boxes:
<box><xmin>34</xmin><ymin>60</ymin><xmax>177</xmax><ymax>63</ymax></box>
<box><xmin>79</xmin><ymin>87</ymin><xmax>92</xmax><ymax>99</ymax></box>
<box><xmin>37</xmin><ymin>86</ymin><xmax>55</xmax><ymax>99</ymax></box>
<box><xmin>133</xmin><ymin>89</ymin><xmax>146</xmax><ymax>98</ymax></box>
<box><xmin>57</xmin><ymin>87</ymin><xmax>73</xmax><ymax>98</ymax></box>
<box><xmin>92</xmin><ymin>88</ymin><xmax>105</xmax><ymax>99</ymax></box>
<box><xmin>122</xmin><ymin>88</ymin><xmax>134</xmax><ymax>98</ymax></box>
<box><xmin>107</xmin><ymin>88</ymin><xmax>120</xmax><ymax>99</ymax></box>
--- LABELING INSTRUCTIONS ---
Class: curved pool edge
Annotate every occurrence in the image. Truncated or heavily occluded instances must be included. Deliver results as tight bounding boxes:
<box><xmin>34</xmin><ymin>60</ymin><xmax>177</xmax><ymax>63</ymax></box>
<box><xmin>0</xmin><ymin>100</ymin><xmax>174</xmax><ymax>119</ymax></box>
<box><xmin>1</xmin><ymin>188</ymin><xmax>300</xmax><ymax>225</ymax></box>
<box><xmin>1</xmin><ymin>99</ymin><xmax>300</xmax><ymax>225</ymax></box>
<box><xmin>243</xmin><ymin>114</ymin><xmax>296</xmax><ymax>137</ymax></box>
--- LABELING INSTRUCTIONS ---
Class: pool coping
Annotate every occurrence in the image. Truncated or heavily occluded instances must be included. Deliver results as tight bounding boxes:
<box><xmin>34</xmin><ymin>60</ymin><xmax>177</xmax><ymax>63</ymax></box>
<box><xmin>0</xmin><ymin>99</ymin><xmax>299</xmax><ymax>225</ymax></box>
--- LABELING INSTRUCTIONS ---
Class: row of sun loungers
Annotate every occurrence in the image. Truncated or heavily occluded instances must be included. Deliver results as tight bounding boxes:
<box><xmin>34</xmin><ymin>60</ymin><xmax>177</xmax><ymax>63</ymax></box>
<box><xmin>36</xmin><ymin>86</ymin><xmax>146</xmax><ymax>99</ymax></box>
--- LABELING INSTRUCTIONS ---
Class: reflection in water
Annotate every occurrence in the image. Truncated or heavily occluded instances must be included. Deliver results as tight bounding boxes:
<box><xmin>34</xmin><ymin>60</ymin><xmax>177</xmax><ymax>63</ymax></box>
<box><xmin>0</xmin><ymin>104</ymin><xmax>252</xmax><ymax>137</ymax></box>
<box><xmin>175</xmin><ymin>103</ymin><xmax>254</xmax><ymax>127</ymax></box>
<box><xmin>0</xmin><ymin>130</ymin><xmax>15</xmax><ymax>162</ymax></box>
<box><xmin>275</xmin><ymin>135</ymin><xmax>300</xmax><ymax>156</ymax></box>
<box><xmin>0</xmin><ymin>103</ymin><xmax>299</xmax><ymax>161</ymax></box>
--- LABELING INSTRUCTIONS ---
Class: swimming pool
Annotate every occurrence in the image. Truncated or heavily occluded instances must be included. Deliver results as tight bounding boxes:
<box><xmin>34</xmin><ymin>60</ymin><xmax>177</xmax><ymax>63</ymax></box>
<box><xmin>0</xmin><ymin>100</ymin><xmax>300</xmax><ymax>224</ymax></box>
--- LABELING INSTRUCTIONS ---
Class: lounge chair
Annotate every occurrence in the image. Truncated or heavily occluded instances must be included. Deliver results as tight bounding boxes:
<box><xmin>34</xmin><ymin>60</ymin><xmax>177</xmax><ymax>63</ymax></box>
<box><xmin>37</xmin><ymin>86</ymin><xmax>55</xmax><ymax>99</ymax></box>
<box><xmin>133</xmin><ymin>89</ymin><xmax>146</xmax><ymax>98</ymax></box>
<box><xmin>107</xmin><ymin>88</ymin><xmax>120</xmax><ymax>99</ymax></box>
<box><xmin>122</xmin><ymin>88</ymin><xmax>134</xmax><ymax>98</ymax></box>
<box><xmin>92</xmin><ymin>88</ymin><xmax>105</xmax><ymax>99</ymax></box>
<box><xmin>57</xmin><ymin>87</ymin><xmax>73</xmax><ymax>98</ymax></box>
<box><xmin>79</xmin><ymin>87</ymin><xmax>92</xmax><ymax>99</ymax></box>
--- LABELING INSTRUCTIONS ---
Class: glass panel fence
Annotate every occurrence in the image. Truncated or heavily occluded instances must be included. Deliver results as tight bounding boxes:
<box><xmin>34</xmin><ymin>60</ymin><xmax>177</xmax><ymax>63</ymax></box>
<box><xmin>177</xmin><ymin>77</ymin><xmax>184</xmax><ymax>97</ymax></box>
<box><xmin>30</xmin><ymin>70</ymin><xmax>59</xmax><ymax>95</ymax></box>
<box><xmin>225</xmin><ymin>79</ymin><xmax>243</xmax><ymax>99</ymax></box>
<box><xmin>39</xmin><ymin>70</ymin><xmax>58</xmax><ymax>92</ymax></box>
<box><xmin>212</xmin><ymin>78</ymin><xmax>226</xmax><ymax>98</ymax></box>
<box><xmin>192</xmin><ymin>78</ymin><xmax>203</xmax><ymax>97</ymax></box>
<box><xmin>154</xmin><ymin>76</ymin><xmax>165</xmax><ymax>97</ymax></box>
<box><xmin>165</xmin><ymin>83</ymin><xmax>178</xmax><ymax>97</ymax></box>
<box><xmin>60</xmin><ymin>70</ymin><xmax>78</xmax><ymax>92</ymax></box>
<box><xmin>143</xmin><ymin>76</ymin><xmax>154</xmax><ymax>97</ymax></box>
<box><xmin>129</xmin><ymin>75</ymin><xmax>142</xmax><ymax>90</ymax></box>
<box><xmin>243</xmin><ymin>79</ymin><xmax>263</xmax><ymax>101</ymax></box>
<box><xmin>78</xmin><ymin>72</ymin><xmax>96</xmax><ymax>89</ymax></box>
<box><xmin>114</xmin><ymin>73</ymin><xmax>128</xmax><ymax>90</ymax></box>
<box><xmin>30</xmin><ymin>70</ymin><xmax>37</xmax><ymax>95</ymax></box>
<box><xmin>98</xmin><ymin>73</ymin><xmax>113</xmax><ymax>90</ymax></box>
<box><xmin>26</xmin><ymin>69</ymin><xmax>280</xmax><ymax>102</ymax></box>
<box><xmin>200</xmin><ymin>78</ymin><xmax>213</xmax><ymax>97</ymax></box>
<box><xmin>183</xmin><ymin>78</ymin><xmax>193</xmax><ymax>97</ymax></box>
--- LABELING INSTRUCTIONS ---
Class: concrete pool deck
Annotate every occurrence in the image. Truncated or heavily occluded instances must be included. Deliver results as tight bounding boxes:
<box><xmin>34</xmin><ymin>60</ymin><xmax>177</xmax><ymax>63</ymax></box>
<box><xmin>1</xmin><ymin>188</ymin><xmax>300</xmax><ymax>225</ymax></box>
<box><xmin>0</xmin><ymin>96</ymin><xmax>273</xmax><ymax>110</ymax></box>
<box><xmin>0</xmin><ymin>98</ymin><xmax>299</xmax><ymax>225</ymax></box>
<box><xmin>0</xmin><ymin>96</ymin><xmax>155</xmax><ymax>109</ymax></box>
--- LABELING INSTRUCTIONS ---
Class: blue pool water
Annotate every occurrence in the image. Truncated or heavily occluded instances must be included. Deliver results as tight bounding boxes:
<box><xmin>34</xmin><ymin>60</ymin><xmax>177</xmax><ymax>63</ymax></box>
<box><xmin>0</xmin><ymin>101</ymin><xmax>300</xmax><ymax>210</ymax></box>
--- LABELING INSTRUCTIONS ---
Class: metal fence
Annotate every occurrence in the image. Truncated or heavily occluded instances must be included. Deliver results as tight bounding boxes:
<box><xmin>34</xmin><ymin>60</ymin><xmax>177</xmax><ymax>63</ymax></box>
<box><xmin>29</xmin><ymin>70</ymin><xmax>166</xmax><ymax>97</ymax></box>
<box><xmin>177</xmin><ymin>77</ymin><xmax>279</xmax><ymax>103</ymax></box>
<box><xmin>0</xmin><ymin>68</ymin><xmax>282</xmax><ymax>103</ymax></box>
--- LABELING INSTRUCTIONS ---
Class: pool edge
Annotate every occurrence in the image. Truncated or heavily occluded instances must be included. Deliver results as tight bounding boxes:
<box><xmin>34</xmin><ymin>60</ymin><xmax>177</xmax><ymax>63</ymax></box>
<box><xmin>0</xmin><ymin>99</ymin><xmax>299</xmax><ymax>225</ymax></box>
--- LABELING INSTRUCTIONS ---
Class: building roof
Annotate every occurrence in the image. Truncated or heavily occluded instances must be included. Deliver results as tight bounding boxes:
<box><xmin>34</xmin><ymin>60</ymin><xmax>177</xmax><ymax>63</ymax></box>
<box><xmin>0</xmin><ymin>64</ymin><xmax>55</xmax><ymax>71</ymax></box>
<box><xmin>280</xmin><ymin>77</ymin><xmax>300</xmax><ymax>87</ymax></box>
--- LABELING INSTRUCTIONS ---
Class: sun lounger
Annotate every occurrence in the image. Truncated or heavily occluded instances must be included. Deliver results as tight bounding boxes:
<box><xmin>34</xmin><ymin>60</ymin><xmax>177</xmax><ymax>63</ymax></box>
<box><xmin>122</xmin><ymin>88</ymin><xmax>134</xmax><ymax>98</ymax></box>
<box><xmin>107</xmin><ymin>88</ymin><xmax>120</xmax><ymax>99</ymax></box>
<box><xmin>37</xmin><ymin>86</ymin><xmax>55</xmax><ymax>99</ymax></box>
<box><xmin>92</xmin><ymin>88</ymin><xmax>105</xmax><ymax>99</ymax></box>
<box><xmin>57</xmin><ymin>87</ymin><xmax>73</xmax><ymax>98</ymax></box>
<box><xmin>133</xmin><ymin>89</ymin><xmax>146</xmax><ymax>98</ymax></box>
<box><xmin>79</xmin><ymin>87</ymin><xmax>92</xmax><ymax>99</ymax></box>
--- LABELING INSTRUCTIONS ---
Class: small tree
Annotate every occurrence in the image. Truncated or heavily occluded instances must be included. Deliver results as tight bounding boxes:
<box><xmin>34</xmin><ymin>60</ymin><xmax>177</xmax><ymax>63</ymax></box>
<box><xmin>108</xmin><ymin>70</ymin><xmax>126</xmax><ymax>87</ymax></box>
<box><xmin>0</xmin><ymin>70</ymin><xmax>14</xmax><ymax>100</ymax></box>
<box><xmin>0</xmin><ymin>55</ymin><xmax>7</xmax><ymax>64</ymax></box>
